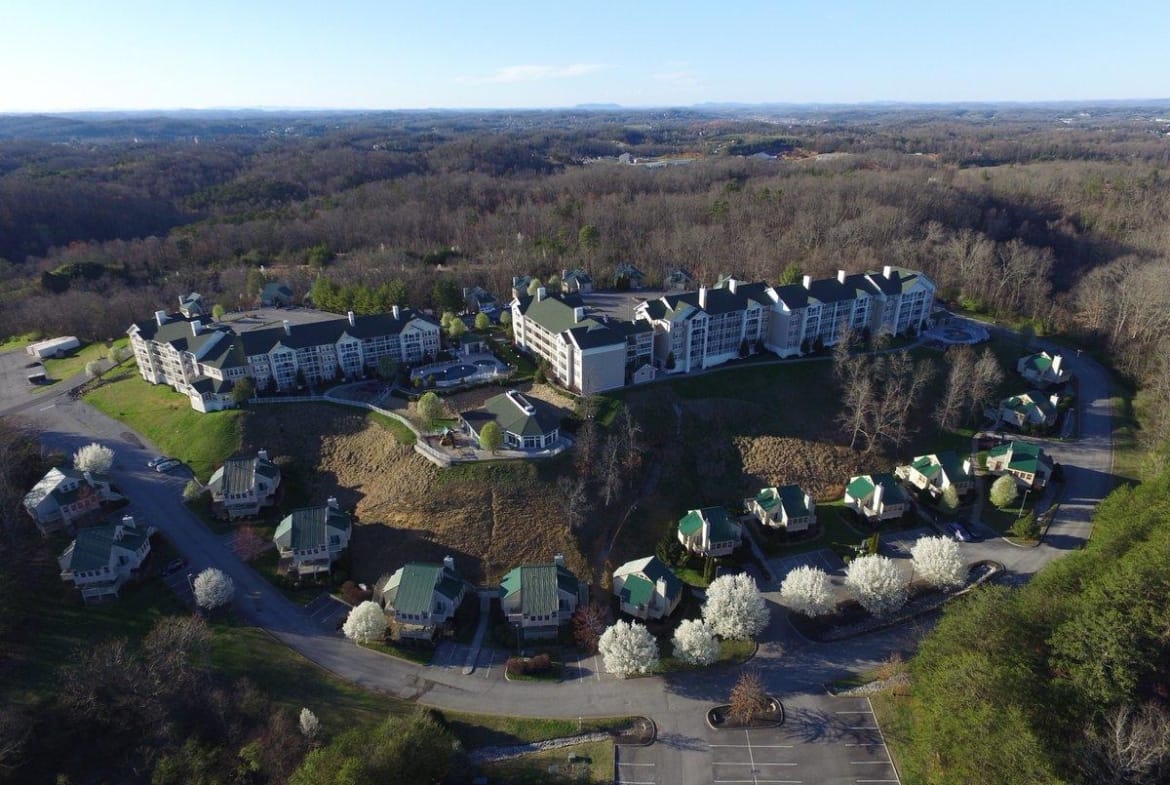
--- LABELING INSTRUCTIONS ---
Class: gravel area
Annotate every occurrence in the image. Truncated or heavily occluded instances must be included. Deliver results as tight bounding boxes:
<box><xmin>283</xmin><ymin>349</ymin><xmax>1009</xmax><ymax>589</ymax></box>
<box><xmin>468</xmin><ymin>732</ymin><xmax>610</xmax><ymax>764</ymax></box>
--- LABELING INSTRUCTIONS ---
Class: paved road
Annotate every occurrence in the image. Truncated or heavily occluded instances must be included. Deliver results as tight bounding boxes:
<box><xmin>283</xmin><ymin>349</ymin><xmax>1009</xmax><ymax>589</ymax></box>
<box><xmin>3</xmin><ymin>338</ymin><xmax>1114</xmax><ymax>785</ymax></box>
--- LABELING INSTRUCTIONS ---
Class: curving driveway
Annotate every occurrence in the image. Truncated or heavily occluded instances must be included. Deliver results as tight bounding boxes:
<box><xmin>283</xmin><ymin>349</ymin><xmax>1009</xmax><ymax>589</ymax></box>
<box><xmin>5</xmin><ymin>342</ymin><xmax>1114</xmax><ymax>785</ymax></box>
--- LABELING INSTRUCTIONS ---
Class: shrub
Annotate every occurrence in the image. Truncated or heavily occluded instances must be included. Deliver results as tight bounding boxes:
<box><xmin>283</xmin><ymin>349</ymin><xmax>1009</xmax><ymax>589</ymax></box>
<box><xmin>990</xmin><ymin>474</ymin><xmax>1020</xmax><ymax>509</ymax></box>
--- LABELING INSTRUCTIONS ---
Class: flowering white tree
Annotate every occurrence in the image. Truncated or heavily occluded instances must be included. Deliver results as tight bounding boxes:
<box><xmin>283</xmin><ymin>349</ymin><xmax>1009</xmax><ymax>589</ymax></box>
<box><xmin>193</xmin><ymin>567</ymin><xmax>235</xmax><ymax>611</ymax></box>
<box><xmin>73</xmin><ymin>442</ymin><xmax>114</xmax><ymax>474</ymax></box>
<box><xmin>911</xmin><ymin>535</ymin><xmax>967</xmax><ymax>589</ymax></box>
<box><xmin>342</xmin><ymin>600</ymin><xmax>387</xmax><ymax>644</ymax></box>
<box><xmin>671</xmin><ymin>619</ymin><xmax>720</xmax><ymax>666</ymax></box>
<box><xmin>779</xmin><ymin>565</ymin><xmax>836</xmax><ymax>617</ymax></box>
<box><xmin>702</xmin><ymin>573</ymin><xmax>770</xmax><ymax>641</ymax></box>
<box><xmin>598</xmin><ymin>620</ymin><xmax>659</xmax><ymax>678</ymax></box>
<box><xmin>844</xmin><ymin>554</ymin><xmax>907</xmax><ymax>617</ymax></box>
<box><xmin>299</xmin><ymin>707</ymin><xmax>321</xmax><ymax>741</ymax></box>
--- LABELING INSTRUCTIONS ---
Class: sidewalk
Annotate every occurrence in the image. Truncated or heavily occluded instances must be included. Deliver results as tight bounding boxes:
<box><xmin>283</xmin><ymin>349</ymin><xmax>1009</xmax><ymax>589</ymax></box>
<box><xmin>462</xmin><ymin>590</ymin><xmax>493</xmax><ymax>675</ymax></box>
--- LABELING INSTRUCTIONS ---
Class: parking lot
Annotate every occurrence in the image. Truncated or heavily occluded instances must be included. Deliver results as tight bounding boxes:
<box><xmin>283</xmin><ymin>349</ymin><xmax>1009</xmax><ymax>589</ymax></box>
<box><xmin>767</xmin><ymin>548</ymin><xmax>846</xmax><ymax>583</ymax></box>
<box><xmin>619</xmin><ymin>693</ymin><xmax>901</xmax><ymax>785</ymax></box>
<box><xmin>304</xmin><ymin>593</ymin><xmax>350</xmax><ymax>631</ymax></box>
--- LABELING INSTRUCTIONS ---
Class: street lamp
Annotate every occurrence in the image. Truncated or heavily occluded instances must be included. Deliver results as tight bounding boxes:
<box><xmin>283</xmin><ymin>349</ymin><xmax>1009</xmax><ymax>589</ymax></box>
<box><xmin>1018</xmin><ymin>487</ymin><xmax>1031</xmax><ymax>519</ymax></box>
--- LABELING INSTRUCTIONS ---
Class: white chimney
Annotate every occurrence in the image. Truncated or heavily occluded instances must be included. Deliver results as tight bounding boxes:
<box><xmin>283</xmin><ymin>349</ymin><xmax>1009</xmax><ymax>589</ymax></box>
<box><xmin>443</xmin><ymin>555</ymin><xmax>455</xmax><ymax>571</ymax></box>
<box><xmin>392</xmin><ymin>305</ymin><xmax>401</xmax><ymax>320</ymax></box>
<box><xmin>347</xmin><ymin>310</ymin><xmax>356</xmax><ymax>327</ymax></box>
<box><xmin>536</xmin><ymin>286</ymin><xmax>547</xmax><ymax>301</ymax></box>
<box><xmin>883</xmin><ymin>265</ymin><xmax>893</xmax><ymax>279</ymax></box>
<box><xmin>802</xmin><ymin>275</ymin><xmax>813</xmax><ymax>289</ymax></box>
<box><xmin>554</xmin><ymin>553</ymin><xmax>565</xmax><ymax>567</ymax></box>
<box><xmin>512</xmin><ymin>276</ymin><xmax>522</xmax><ymax>288</ymax></box>
<box><xmin>573</xmin><ymin>306</ymin><xmax>585</xmax><ymax>323</ymax></box>
<box><xmin>561</xmin><ymin>268</ymin><xmax>569</xmax><ymax>281</ymax></box>
<box><xmin>699</xmin><ymin>286</ymin><xmax>708</xmax><ymax>309</ymax></box>
<box><xmin>122</xmin><ymin>514</ymin><xmax>136</xmax><ymax>528</ymax></box>
<box><xmin>837</xmin><ymin>269</ymin><xmax>847</xmax><ymax>284</ymax></box>
<box><xmin>282</xmin><ymin>320</ymin><xmax>291</xmax><ymax>336</ymax></box>
<box><xmin>1052</xmin><ymin>354</ymin><xmax>1062</xmax><ymax>375</ymax></box>
<box><xmin>191</xmin><ymin>320</ymin><xmax>202</xmax><ymax>336</ymax></box>
<box><xmin>962</xmin><ymin>458</ymin><xmax>972</xmax><ymax>475</ymax></box>
<box><xmin>327</xmin><ymin>496</ymin><xmax>339</xmax><ymax>510</ymax></box>
<box><xmin>154</xmin><ymin>310</ymin><xmax>168</xmax><ymax>327</ymax></box>
<box><xmin>257</xmin><ymin>448</ymin><xmax>269</xmax><ymax>461</ymax></box>
<box><xmin>872</xmin><ymin>481</ymin><xmax>884</xmax><ymax>512</ymax></box>
<box><xmin>728</xmin><ymin>278</ymin><xmax>739</xmax><ymax>294</ymax></box>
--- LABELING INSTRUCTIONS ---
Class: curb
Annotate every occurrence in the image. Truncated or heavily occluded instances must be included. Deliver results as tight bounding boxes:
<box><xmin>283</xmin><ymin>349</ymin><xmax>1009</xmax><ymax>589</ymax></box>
<box><xmin>705</xmin><ymin>698</ymin><xmax>784</xmax><ymax>730</ymax></box>
<box><xmin>615</xmin><ymin>715</ymin><xmax>658</xmax><ymax>747</ymax></box>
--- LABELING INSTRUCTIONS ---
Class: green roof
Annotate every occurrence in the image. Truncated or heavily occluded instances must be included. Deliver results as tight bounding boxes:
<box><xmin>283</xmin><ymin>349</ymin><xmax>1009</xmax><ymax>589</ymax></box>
<box><xmin>387</xmin><ymin>562</ymin><xmax>464</xmax><ymax>616</ymax></box>
<box><xmin>63</xmin><ymin>522</ymin><xmax>149</xmax><ymax>572</ymax></box>
<box><xmin>846</xmin><ymin>475</ymin><xmax>875</xmax><ymax>499</ymax></box>
<box><xmin>620</xmin><ymin>575</ymin><xmax>655</xmax><ymax>607</ymax></box>
<box><xmin>910</xmin><ymin>455</ymin><xmax>943</xmax><ymax>479</ymax></box>
<box><xmin>1021</xmin><ymin>353</ymin><xmax>1053</xmax><ymax>372</ymax></box>
<box><xmin>500</xmin><ymin>562</ymin><xmax>579</xmax><ymax>617</ymax></box>
<box><xmin>991</xmin><ymin>441</ymin><xmax>1050</xmax><ymax>474</ymax></box>
<box><xmin>754</xmin><ymin>486</ymin><xmax>811</xmax><ymax>518</ymax></box>
<box><xmin>615</xmin><ymin>555</ymin><xmax>682</xmax><ymax>606</ymax></box>
<box><xmin>519</xmin><ymin>292</ymin><xmax>591</xmax><ymax>334</ymax></box>
<box><xmin>274</xmin><ymin>505</ymin><xmax>350</xmax><ymax>550</ymax></box>
<box><xmin>677</xmin><ymin>507</ymin><xmax>738</xmax><ymax>542</ymax></box>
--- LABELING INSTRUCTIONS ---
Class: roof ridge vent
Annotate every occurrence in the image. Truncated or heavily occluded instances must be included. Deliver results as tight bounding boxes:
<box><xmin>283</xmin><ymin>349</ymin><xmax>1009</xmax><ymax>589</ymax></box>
<box><xmin>506</xmin><ymin>390</ymin><xmax>536</xmax><ymax>415</ymax></box>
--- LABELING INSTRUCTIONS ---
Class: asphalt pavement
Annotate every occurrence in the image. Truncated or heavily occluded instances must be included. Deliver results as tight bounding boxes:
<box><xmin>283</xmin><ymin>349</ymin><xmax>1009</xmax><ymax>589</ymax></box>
<box><xmin>2</xmin><ymin>333</ymin><xmax>1115</xmax><ymax>785</ymax></box>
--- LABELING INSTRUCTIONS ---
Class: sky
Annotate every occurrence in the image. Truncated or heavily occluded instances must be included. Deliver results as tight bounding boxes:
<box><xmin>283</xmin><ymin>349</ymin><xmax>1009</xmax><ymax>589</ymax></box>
<box><xmin>1</xmin><ymin>0</ymin><xmax>1167</xmax><ymax>112</ymax></box>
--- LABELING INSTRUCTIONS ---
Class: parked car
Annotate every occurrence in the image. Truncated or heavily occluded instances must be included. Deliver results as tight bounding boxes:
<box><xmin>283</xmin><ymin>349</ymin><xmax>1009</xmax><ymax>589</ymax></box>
<box><xmin>161</xmin><ymin>557</ymin><xmax>187</xmax><ymax>576</ymax></box>
<box><xmin>155</xmin><ymin>459</ymin><xmax>182</xmax><ymax>473</ymax></box>
<box><xmin>146</xmin><ymin>456</ymin><xmax>170</xmax><ymax>468</ymax></box>
<box><xmin>944</xmin><ymin>521</ymin><xmax>974</xmax><ymax>542</ymax></box>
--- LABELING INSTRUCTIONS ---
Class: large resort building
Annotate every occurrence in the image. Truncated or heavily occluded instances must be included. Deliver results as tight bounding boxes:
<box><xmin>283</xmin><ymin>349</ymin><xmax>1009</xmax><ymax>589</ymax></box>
<box><xmin>511</xmin><ymin>267</ymin><xmax>935</xmax><ymax>394</ymax></box>
<box><xmin>128</xmin><ymin>307</ymin><xmax>440</xmax><ymax>412</ymax></box>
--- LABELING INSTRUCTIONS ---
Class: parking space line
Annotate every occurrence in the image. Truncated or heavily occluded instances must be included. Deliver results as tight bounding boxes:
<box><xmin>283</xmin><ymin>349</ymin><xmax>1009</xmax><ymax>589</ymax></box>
<box><xmin>709</xmin><ymin>744</ymin><xmax>793</xmax><ymax>748</ymax></box>
<box><xmin>618</xmin><ymin>762</ymin><xmax>655</xmax><ymax>766</ymax></box>
<box><xmin>835</xmin><ymin>710</ymin><xmax>873</xmax><ymax>714</ymax></box>
<box><xmin>592</xmin><ymin>655</ymin><xmax>602</xmax><ymax>680</ymax></box>
<box><xmin>851</xmin><ymin>761</ymin><xmax>891</xmax><ymax>764</ymax></box>
<box><xmin>481</xmin><ymin>650</ymin><xmax>494</xmax><ymax>679</ymax></box>
<box><xmin>715</xmin><ymin>762</ymin><xmax>798</xmax><ymax>767</ymax></box>
<box><xmin>845</xmin><ymin>743</ymin><xmax>886</xmax><ymax>747</ymax></box>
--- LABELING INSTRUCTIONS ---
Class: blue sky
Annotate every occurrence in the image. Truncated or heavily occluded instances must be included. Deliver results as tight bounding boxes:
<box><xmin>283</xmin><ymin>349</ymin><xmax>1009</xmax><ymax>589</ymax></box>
<box><xmin>1</xmin><ymin>0</ymin><xmax>1166</xmax><ymax>111</ymax></box>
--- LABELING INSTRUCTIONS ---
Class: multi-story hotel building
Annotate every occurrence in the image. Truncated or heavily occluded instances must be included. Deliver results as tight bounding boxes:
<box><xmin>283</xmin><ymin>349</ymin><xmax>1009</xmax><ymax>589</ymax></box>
<box><xmin>128</xmin><ymin>306</ymin><xmax>440</xmax><ymax>412</ymax></box>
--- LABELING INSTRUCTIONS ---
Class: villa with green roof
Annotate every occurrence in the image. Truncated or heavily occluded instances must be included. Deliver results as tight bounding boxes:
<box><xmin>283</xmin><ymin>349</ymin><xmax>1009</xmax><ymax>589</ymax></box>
<box><xmin>677</xmin><ymin>506</ymin><xmax>743</xmax><ymax>558</ymax></box>
<box><xmin>207</xmin><ymin>450</ymin><xmax>281</xmax><ymax>520</ymax></box>
<box><xmin>986</xmin><ymin>441</ymin><xmax>1054</xmax><ymax>489</ymax></box>
<box><xmin>24</xmin><ymin>466</ymin><xmax>120</xmax><ymax>535</ymax></box>
<box><xmin>746</xmin><ymin>485</ymin><xmax>816</xmax><ymax>534</ymax></box>
<box><xmin>374</xmin><ymin>556</ymin><xmax>469</xmax><ymax>641</ymax></box>
<box><xmin>997</xmin><ymin>392</ymin><xmax>1058</xmax><ymax>430</ymax></box>
<box><xmin>499</xmin><ymin>555</ymin><xmax>587</xmax><ymax>639</ymax></box>
<box><xmin>561</xmin><ymin>268</ymin><xmax>594</xmax><ymax>294</ymax></box>
<box><xmin>58</xmin><ymin>515</ymin><xmax>154</xmax><ymax>603</ymax></box>
<box><xmin>844</xmin><ymin>473</ymin><xmax>910</xmax><ymax>522</ymax></box>
<box><xmin>896</xmin><ymin>451</ymin><xmax>974</xmax><ymax>498</ymax></box>
<box><xmin>1017</xmin><ymin>351</ymin><xmax>1071</xmax><ymax>387</ymax></box>
<box><xmin>460</xmin><ymin>391</ymin><xmax>563</xmax><ymax>451</ymax></box>
<box><xmin>612</xmin><ymin>555</ymin><xmax>683</xmax><ymax>621</ymax></box>
<box><xmin>273</xmin><ymin>499</ymin><xmax>352</xmax><ymax>577</ymax></box>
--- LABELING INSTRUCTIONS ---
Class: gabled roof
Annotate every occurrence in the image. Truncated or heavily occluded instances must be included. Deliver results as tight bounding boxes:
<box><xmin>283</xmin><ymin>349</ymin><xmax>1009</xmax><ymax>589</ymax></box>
<box><xmin>384</xmin><ymin>562</ymin><xmax>465</xmax><ymax>616</ymax></box>
<box><xmin>865</xmin><ymin>267</ymin><xmax>932</xmax><ymax>296</ymax></box>
<box><xmin>461</xmin><ymin>391</ymin><xmax>561</xmax><ymax>439</ymax></box>
<box><xmin>847</xmin><ymin>473</ymin><xmax>908</xmax><ymax>505</ymax></box>
<box><xmin>908</xmin><ymin>451</ymin><xmax>972</xmax><ymax>484</ymax></box>
<box><xmin>678</xmin><ymin>506</ymin><xmax>738</xmax><ymax>542</ymax></box>
<box><xmin>1019</xmin><ymin>352</ymin><xmax>1056</xmax><ymax>373</ymax></box>
<box><xmin>515</xmin><ymin>291</ymin><xmax>588</xmax><ymax>334</ymax></box>
<box><xmin>654</xmin><ymin>279</ymin><xmax>774</xmax><ymax>318</ymax></box>
<box><xmin>500</xmin><ymin>562</ymin><xmax>580</xmax><ymax>617</ymax></box>
<box><xmin>564</xmin><ymin>269</ymin><xmax>593</xmax><ymax>284</ymax></box>
<box><xmin>25</xmin><ymin>467</ymin><xmax>99</xmax><ymax>509</ymax></box>
<box><xmin>614</xmin><ymin>555</ymin><xmax>683</xmax><ymax>606</ymax></box>
<box><xmin>61</xmin><ymin>521</ymin><xmax>149</xmax><ymax>572</ymax></box>
<box><xmin>989</xmin><ymin>441</ymin><xmax>1052</xmax><ymax>474</ymax></box>
<box><xmin>613</xmin><ymin>263</ymin><xmax>645</xmax><ymax>279</ymax></box>
<box><xmin>210</xmin><ymin>454</ymin><xmax>279</xmax><ymax>496</ymax></box>
<box><xmin>261</xmin><ymin>282</ymin><xmax>293</xmax><ymax>299</ymax></box>
<box><xmin>754</xmin><ymin>485</ymin><xmax>811</xmax><ymax>518</ymax></box>
<box><xmin>274</xmin><ymin>505</ymin><xmax>350</xmax><ymax>550</ymax></box>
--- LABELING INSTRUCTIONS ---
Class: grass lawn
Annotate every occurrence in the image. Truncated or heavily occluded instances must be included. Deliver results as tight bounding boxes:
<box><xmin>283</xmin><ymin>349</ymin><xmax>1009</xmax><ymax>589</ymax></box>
<box><xmin>979</xmin><ymin>487</ymin><xmax>1037</xmax><ymax>534</ymax></box>
<box><xmin>755</xmin><ymin>502</ymin><xmax>868</xmax><ymax>560</ymax></box>
<box><xmin>362</xmin><ymin>639</ymin><xmax>435</xmax><ymax>665</ymax></box>
<box><xmin>366</xmin><ymin>410</ymin><xmax>417</xmax><ymax>445</ymax></box>
<box><xmin>477</xmin><ymin>739</ymin><xmax>614</xmax><ymax>785</ymax></box>
<box><xmin>84</xmin><ymin>369</ymin><xmax>244</xmax><ymax>480</ymax></box>
<box><xmin>444</xmin><ymin>713</ymin><xmax>634</xmax><ymax>749</ymax></box>
<box><xmin>869</xmin><ymin>693</ymin><xmax>919</xmax><ymax>785</ymax></box>
<box><xmin>0</xmin><ymin>331</ymin><xmax>40</xmax><ymax>353</ymax></box>
<box><xmin>1113</xmin><ymin>387</ymin><xmax>1147</xmax><ymax>483</ymax></box>
<box><xmin>252</xmin><ymin>548</ymin><xmax>333</xmax><ymax>607</ymax></box>
<box><xmin>4</xmin><ymin>569</ymin><xmax>187</xmax><ymax>705</ymax></box>
<box><xmin>211</xmin><ymin>626</ymin><xmax>411</xmax><ymax>732</ymax></box>
<box><xmin>43</xmin><ymin>338</ymin><xmax>128</xmax><ymax>383</ymax></box>
<box><xmin>656</xmin><ymin>637</ymin><xmax>756</xmax><ymax>673</ymax></box>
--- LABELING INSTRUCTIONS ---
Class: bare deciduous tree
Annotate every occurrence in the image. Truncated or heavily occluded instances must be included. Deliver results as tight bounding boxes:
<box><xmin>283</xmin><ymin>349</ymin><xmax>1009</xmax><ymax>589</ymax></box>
<box><xmin>934</xmin><ymin>345</ymin><xmax>976</xmax><ymax>431</ymax></box>
<box><xmin>1080</xmin><ymin>702</ymin><xmax>1170</xmax><ymax>785</ymax></box>
<box><xmin>557</xmin><ymin>475</ymin><xmax>588</xmax><ymax>530</ymax></box>
<box><xmin>729</xmin><ymin>671</ymin><xmax>772</xmax><ymax>725</ymax></box>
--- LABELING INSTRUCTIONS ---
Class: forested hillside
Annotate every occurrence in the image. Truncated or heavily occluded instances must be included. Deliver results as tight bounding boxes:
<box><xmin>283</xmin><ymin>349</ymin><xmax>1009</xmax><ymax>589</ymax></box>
<box><xmin>891</xmin><ymin>470</ymin><xmax>1170</xmax><ymax>784</ymax></box>
<box><xmin>2</xmin><ymin>106</ymin><xmax>1170</xmax><ymax>395</ymax></box>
